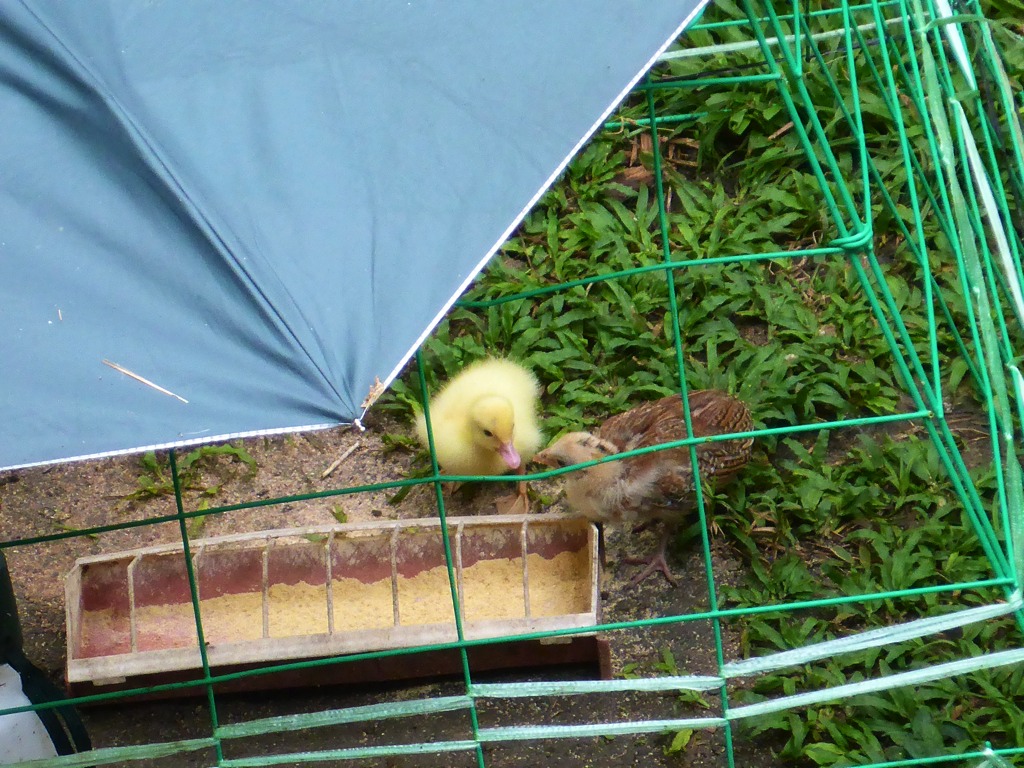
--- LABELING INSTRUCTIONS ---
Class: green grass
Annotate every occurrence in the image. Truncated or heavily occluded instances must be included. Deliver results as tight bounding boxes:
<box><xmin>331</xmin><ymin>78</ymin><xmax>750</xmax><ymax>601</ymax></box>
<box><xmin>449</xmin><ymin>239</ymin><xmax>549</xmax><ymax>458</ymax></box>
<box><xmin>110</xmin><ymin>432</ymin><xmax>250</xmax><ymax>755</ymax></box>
<box><xmin>123</xmin><ymin>443</ymin><xmax>258</xmax><ymax>503</ymax></box>
<box><xmin>380</xmin><ymin>0</ymin><xmax>1024</xmax><ymax>764</ymax></box>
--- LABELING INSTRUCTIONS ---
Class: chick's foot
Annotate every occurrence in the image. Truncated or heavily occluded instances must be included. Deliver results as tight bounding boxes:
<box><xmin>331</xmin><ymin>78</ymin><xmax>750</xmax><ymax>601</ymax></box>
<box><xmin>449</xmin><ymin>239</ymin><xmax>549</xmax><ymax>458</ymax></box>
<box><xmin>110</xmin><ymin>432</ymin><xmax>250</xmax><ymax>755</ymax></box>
<box><xmin>623</xmin><ymin>527</ymin><xmax>678</xmax><ymax>586</ymax></box>
<box><xmin>623</xmin><ymin>552</ymin><xmax>678</xmax><ymax>587</ymax></box>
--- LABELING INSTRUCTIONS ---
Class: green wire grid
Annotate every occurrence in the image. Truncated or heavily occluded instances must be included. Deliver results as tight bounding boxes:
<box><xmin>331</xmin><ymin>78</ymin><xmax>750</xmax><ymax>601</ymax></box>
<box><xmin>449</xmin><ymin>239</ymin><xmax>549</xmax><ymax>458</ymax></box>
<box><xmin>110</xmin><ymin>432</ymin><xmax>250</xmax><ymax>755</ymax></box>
<box><xmin>3</xmin><ymin>0</ymin><xmax>1024</xmax><ymax>765</ymax></box>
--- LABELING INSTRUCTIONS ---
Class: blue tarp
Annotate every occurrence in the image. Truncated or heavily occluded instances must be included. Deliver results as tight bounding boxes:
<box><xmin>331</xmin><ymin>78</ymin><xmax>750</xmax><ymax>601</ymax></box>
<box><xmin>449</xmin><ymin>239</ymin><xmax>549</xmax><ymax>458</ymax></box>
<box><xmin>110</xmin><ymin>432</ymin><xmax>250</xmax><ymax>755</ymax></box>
<box><xmin>0</xmin><ymin>1</ymin><xmax>707</xmax><ymax>471</ymax></box>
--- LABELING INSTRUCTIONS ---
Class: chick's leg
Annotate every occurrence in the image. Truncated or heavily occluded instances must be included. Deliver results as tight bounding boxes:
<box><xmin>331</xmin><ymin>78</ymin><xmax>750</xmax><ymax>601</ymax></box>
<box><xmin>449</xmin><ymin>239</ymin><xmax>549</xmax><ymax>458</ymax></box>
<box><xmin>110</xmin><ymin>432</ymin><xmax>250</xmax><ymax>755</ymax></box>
<box><xmin>624</xmin><ymin>524</ymin><xmax>678</xmax><ymax>587</ymax></box>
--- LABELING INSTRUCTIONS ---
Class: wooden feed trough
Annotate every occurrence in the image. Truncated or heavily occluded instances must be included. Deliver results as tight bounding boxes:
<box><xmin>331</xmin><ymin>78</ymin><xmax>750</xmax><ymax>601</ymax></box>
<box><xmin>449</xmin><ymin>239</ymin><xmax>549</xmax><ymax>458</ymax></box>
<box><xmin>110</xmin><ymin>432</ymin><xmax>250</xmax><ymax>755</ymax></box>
<box><xmin>65</xmin><ymin>514</ymin><xmax>605</xmax><ymax>697</ymax></box>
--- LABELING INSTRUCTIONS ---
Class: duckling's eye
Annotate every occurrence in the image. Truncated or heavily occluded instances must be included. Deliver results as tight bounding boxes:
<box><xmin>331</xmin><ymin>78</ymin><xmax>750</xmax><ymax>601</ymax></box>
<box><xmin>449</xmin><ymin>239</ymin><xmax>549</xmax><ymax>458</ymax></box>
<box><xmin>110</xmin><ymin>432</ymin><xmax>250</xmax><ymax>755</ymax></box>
<box><xmin>482</xmin><ymin>429</ymin><xmax>493</xmax><ymax>437</ymax></box>
<box><xmin>555</xmin><ymin>457</ymin><xmax>570</xmax><ymax>468</ymax></box>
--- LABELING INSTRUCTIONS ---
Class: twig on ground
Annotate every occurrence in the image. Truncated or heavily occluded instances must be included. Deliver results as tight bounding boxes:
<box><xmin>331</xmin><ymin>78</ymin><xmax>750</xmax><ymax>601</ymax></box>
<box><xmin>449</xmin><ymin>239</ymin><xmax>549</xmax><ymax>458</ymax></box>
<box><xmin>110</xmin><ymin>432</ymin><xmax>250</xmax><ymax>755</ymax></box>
<box><xmin>321</xmin><ymin>441</ymin><xmax>361</xmax><ymax>479</ymax></box>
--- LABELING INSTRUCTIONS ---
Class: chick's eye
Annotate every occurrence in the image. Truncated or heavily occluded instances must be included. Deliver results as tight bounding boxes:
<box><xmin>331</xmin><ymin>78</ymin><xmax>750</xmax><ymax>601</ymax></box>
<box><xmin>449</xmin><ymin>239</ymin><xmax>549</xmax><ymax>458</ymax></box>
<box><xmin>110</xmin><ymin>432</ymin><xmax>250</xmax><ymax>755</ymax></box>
<box><xmin>555</xmin><ymin>457</ymin><xmax>569</xmax><ymax>468</ymax></box>
<box><xmin>482</xmin><ymin>429</ymin><xmax>493</xmax><ymax>437</ymax></box>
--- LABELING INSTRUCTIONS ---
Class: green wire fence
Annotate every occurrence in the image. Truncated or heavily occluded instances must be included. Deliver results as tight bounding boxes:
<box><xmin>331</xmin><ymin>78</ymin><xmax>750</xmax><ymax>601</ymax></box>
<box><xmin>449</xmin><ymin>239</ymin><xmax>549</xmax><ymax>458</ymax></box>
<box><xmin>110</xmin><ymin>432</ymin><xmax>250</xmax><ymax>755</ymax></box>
<box><xmin>3</xmin><ymin>0</ymin><xmax>1024</xmax><ymax>765</ymax></box>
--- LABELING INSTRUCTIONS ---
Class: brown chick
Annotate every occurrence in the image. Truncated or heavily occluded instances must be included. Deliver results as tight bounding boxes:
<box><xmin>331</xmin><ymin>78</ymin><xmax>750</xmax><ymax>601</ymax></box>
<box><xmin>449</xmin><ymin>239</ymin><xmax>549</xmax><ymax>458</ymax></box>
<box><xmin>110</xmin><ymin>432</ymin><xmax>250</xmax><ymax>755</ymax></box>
<box><xmin>533</xmin><ymin>391</ymin><xmax>753</xmax><ymax>586</ymax></box>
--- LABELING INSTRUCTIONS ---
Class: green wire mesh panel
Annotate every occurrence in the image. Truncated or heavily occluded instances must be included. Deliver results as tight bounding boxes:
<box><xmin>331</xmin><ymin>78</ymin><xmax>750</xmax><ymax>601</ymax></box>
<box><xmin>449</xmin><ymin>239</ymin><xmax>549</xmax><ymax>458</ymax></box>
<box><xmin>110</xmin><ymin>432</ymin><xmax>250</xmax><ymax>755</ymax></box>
<box><xmin>3</xmin><ymin>1</ymin><xmax>1024</xmax><ymax>766</ymax></box>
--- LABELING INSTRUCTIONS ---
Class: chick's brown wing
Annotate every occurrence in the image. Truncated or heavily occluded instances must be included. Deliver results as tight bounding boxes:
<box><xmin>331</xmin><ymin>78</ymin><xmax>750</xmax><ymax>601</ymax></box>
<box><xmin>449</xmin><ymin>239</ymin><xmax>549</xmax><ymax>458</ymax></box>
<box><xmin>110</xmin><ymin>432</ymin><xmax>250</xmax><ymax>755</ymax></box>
<box><xmin>687</xmin><ymin>390</ymin><xmax>754</xmax><ymax>480</ymax></box>
<box><xmin>597</xmin><ymin>392</ymin><xmax>754</xmax><ymax>512</ymax></box>
<box><xmin>597</xmin><ymin>394</ymin><xmax>687</xmax><ymax>451</ymax></box>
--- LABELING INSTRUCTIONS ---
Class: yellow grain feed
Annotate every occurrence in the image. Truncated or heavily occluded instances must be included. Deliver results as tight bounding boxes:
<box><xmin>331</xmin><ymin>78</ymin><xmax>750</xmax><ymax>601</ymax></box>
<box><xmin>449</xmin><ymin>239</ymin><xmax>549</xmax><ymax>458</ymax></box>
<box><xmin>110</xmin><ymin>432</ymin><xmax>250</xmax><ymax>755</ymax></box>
<box><xmin>78</xmin><ymin>549</ymin><xmax>591</xmax><ymax>655</ymax></box>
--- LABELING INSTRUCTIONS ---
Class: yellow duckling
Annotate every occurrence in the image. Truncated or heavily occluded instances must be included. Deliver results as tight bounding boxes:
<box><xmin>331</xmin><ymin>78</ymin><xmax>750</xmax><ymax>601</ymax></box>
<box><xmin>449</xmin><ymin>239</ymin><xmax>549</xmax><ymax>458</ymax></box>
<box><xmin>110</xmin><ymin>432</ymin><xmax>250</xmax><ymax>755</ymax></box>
<box><xmin>415</xmin><ymin>357</ymin><xmax>543</xmax><ymax>513</ymax></box>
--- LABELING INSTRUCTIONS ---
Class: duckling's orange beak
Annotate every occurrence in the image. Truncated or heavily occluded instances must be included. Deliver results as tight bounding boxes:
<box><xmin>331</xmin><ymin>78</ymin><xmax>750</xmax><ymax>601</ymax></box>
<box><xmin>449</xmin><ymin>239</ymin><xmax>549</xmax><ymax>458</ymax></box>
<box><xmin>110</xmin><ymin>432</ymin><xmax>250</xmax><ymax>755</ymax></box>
<box><xmin>497</xmin><ymin>441</ymin><xmax>521</xmax><ymax>470</ymax></box>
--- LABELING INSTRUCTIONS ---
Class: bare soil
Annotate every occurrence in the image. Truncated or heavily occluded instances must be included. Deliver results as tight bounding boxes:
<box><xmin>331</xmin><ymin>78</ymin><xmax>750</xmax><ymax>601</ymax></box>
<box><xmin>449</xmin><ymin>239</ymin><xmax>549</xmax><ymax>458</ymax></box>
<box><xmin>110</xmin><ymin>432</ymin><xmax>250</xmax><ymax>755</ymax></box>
<box><xmin>0</xmin><ymin>412</ymin><xmax>774</xmax><ymax>768</ymax></box>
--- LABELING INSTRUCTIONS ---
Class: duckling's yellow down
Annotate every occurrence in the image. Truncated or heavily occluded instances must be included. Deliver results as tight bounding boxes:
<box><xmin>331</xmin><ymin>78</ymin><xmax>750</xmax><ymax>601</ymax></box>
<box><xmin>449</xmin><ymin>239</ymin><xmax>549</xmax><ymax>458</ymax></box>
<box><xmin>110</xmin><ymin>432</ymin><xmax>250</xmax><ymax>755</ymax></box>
<box><xmin>415</xmin><ymin>358</ymin><xmax>543</xmax><ymax>477</ymax></box>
